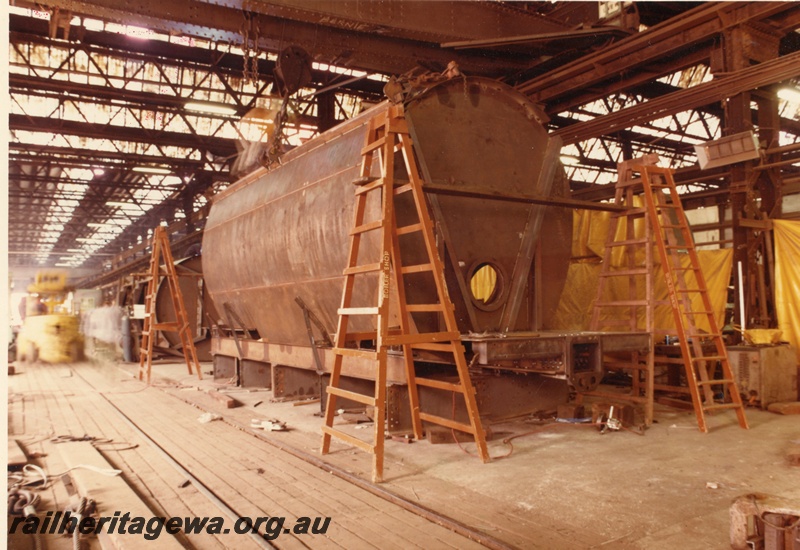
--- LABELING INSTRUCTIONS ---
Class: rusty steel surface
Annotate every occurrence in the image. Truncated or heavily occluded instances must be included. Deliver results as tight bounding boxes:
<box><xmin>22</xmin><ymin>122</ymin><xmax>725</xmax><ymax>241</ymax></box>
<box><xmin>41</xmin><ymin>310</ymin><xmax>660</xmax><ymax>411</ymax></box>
<box><xmin>203</xmin><ymin>76</ymin><xmax>571</xmax><ymax>347</ymax></box>
<box><xmin>211</xmin><ymin>337</ymin><xmax>408</xmax><ymax>383</ymax></box>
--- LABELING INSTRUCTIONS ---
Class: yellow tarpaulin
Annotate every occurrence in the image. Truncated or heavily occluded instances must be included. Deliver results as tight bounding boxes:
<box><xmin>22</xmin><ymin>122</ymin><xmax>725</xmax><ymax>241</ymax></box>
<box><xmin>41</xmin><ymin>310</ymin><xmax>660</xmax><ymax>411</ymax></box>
<box><xmin>773</xmin><ymin>219</ymin><xmax>800</xmax><ymax>361</ymax></box>
<box><xmin>550</xmin><ymin>209</ymin><xmax>732</xmax><ymax>333</ymax></box>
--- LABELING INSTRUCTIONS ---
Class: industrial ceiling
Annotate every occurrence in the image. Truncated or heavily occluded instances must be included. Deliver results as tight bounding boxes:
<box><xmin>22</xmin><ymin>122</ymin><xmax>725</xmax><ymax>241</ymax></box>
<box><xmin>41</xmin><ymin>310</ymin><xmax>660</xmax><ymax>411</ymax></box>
<box><xmin>7</xmin><ymin>1</ymin><xmax>800</xmax><ymax>281</ymax></box>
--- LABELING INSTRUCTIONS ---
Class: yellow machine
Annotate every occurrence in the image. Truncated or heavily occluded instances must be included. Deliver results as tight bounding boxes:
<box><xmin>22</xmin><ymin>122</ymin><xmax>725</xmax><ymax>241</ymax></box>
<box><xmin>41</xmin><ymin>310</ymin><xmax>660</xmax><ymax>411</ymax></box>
<box><xmin>16</xmin><ymin>271</ymin><xmax>84</xmax><ymax>363</ymax></box>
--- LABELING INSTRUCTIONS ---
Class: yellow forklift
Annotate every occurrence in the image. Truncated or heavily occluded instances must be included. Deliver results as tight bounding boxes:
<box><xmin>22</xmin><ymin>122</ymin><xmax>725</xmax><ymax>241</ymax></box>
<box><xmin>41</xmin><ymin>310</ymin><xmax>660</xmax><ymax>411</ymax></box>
<box><xmin>16</xmin><ymin>271</ymin><xmax>84</xmax><ymax>363</ymax></box>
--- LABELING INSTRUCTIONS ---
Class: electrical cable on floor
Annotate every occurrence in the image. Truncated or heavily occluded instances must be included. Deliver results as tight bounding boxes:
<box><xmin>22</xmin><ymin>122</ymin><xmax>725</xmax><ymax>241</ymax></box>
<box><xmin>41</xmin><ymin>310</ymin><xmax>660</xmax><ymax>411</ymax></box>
<box><xmin>7</xmin><ymin>488</ymin><xmax>42</xmax><ymax>550</ymax></box>
<box><xmin>9</xmin><ymin>463</ymin><xmax>122</xmax><ymax>491</ymax></box>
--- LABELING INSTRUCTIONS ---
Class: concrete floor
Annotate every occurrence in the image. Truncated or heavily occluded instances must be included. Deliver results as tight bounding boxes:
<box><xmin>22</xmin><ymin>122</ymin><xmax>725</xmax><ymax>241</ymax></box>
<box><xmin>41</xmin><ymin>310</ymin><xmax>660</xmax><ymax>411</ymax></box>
<box><xmin>124</xmin><ymin>360</ymin><xmax>800</xmax><ymax>549</ymax></box>
<box><xmin>9</xmin><ymin>356</ymin><xmax>800</xmax><ymax>549</ymax></box>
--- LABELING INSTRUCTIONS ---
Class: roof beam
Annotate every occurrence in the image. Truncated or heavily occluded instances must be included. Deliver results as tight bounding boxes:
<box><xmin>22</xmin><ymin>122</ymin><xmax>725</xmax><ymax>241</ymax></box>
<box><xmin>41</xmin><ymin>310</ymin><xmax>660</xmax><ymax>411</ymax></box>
<box><xmin>553</xmin><ymin>50</ymin><xmax>800</xmax><ymax>145</ymax></box>
<box><xmin>517</xmin><ymin>2</ymin><xmax>798</xmax><ymax>103</ymax></box>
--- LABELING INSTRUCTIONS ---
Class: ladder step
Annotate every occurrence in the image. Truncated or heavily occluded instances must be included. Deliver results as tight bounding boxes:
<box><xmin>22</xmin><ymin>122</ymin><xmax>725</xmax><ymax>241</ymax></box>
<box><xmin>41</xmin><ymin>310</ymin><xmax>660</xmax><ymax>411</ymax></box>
<box><xmin>350</xmin><ymin>220</ymin><xmax>383</xmax><ymax>235</ymax></box>
<box><xmin>414</xmin><ymin>377</ymin><xmax>463</xmax><ymax>393</ymax></box>
<box><xmin>333</xmin><ymin>347</ymin><xmax>379</xmax><ymax>360</ymax></box>
<box><xmin>600</xmin><ymin>268</ymin><xmax>649</xmax><ymax>276</ymax></box>
<box><xmin>393</xmin><ymin>183</ymin><xmax>413</xmax><ymax>195</ymax></box>
<box><xmin>353</xmin><ymin>176</ymin><xmax>380</xmax><ymax>185</ymax></box>
<box><xmin>361</xmin><ymin>137</ymin><xmax>386</xmax><ymax>155</ymax></box>
<box><xmin>674</xmin><ymin>289</ymin><xmax>703</xmax><ymax>293</ymax></box>
<box><xmin>321</xmin><ymin>426</ymin><xmax>374</xmax><ymax>454</ymax></box>
<box><xmin>396</xmin><ymin>223</ymin><xmax>423</xmax><ymax>236</ymax></box>
<box><xmin>682</xmin><ymin>310</ymin><xmax>713</xmax><ymax>315</ymax></box>
<box><xmin>326</xmin><ymin>386</ymin><xmax>377</xmax><ymax>406</ymax></box>
<box><xmin>355</xmin><ymin>178</ymin><xmax>385</xmax><ymax>195</ymax></box>
<box><xmin>152</xmin><ymin>322</ymin><xmax>180</xmax><ymax>331</ymax></box>
<box><xmin>696</xmin><ymin>379</ymin><xmax>735</xmax><ymax>386</ymax></box>
<box><xmin>702</xmin><ymin>403</ymin><xmax>743</xmax><ymax>412</ymax></box>
<box><xmin>418</xmin><ymin>412</ymin><xmax>475</xmax><ymax>434</ymax></box>
<box><xmin>343</xmin><ymin>263</ymin><xmax>382</xmax><ymax>275</ymax></box>
<box><xmin>383</xmin><ymin>331</ymin><xmax>460</xmax><ymax>346</ymax></box>
<box><xmin>691</xmin><ymin>355</ymin><xmax>725</xmax><ymax>362</ymax></box>
<box><xmin>664</xmin><ymin>245</ymin><xmax>689</xmax><ymax>250</ymax></box>
<box><xmin>410</xmin><ymin>342</ymin><xmax>457</xmax><ymax>352</ymax></box>
<box><xmin>405</xmin><ymin>304</ymin><xmax>444</xmax><ymax>312</ymax></box>
<box><xmin>672</xmin><ymin>266</ymin><xmax>701</xmax><ymax>271</ymax></box>
<box><xmin>338</xmin><ymin>307</ymin><xmax>380</xmax><ymax>315</ymax></box>
<box><xmin>400</xmin><ymin>263</ymin><xmax>433</xmax><ymax>275</ymax></box>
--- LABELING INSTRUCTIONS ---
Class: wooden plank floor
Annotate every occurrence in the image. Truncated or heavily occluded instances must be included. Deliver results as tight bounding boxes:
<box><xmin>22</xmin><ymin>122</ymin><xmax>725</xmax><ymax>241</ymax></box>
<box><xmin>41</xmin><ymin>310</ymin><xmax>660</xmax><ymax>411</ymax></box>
<box><xmin>8</xmin><ymin>363</ymin><xmax>491</xmax><ymax>549</ymax></box>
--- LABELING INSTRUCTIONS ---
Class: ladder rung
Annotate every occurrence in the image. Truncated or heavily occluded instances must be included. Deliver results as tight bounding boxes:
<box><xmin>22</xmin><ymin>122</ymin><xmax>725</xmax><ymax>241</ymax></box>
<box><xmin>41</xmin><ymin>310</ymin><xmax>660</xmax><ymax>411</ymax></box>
<box><xmin>152</xmin><ymin>323</ymin><xmax>180</xmax><ymax>331</ymax></box>
<box><xmin>410</xmin><ymin>342</ymin><xmax>456</xmax><ymax>352</ymax></box>
<box><xmin>675</xmin><ymin>289</ymin><xmax>703</xmax><ymax>293</ymax></box>
<box><xmin>343</xmin><ymin>263</ymin><xmax>382</xmax><ymax>275</ymax></box>
<box><xmin>414</xmin><ymin>377</ymin><xmax>463</xmax><ymax>393</ymax></box>
<box><xmin>660</xmin><ymin>223</ymin><xmax>687</xmax><ymax>229</ymax></box>
<box><xmin>672</xmin><ymin>266</ymin><xmax>701</xmax><ymax>271</ymax></box>
<box><xmin>338</xmin><ymin>307</ymin><xmax>380</xmax><ymax>316</ymax></box>
<box><xmin>682</xmin><ymin>310</ymin><xmax>713</xmax><ymax>315</ymax></box>
<box><xmin>350</xmin><ymin>220</ymin><xmax>383</xmax><ymax>235</ymax></box>
<box><xmin>326</xmin><ymin>386</ymin><xmax>376</xmax><ymax>406</ymax></box>
<box><xmin>601</xmin><ymin>268</ymin><xmax>649</xmax><ymax>276</ymax></box>
<box><xmin>361</xmin><ymin>137</ymin><xmax>386</xmax><ymax>155</ymax></box>
<box><xmin>355</xmin><ymin>178</ymin><xmax>385</xmax><ymax>195</ymax></box>
<box><xmin>691</xmin><ymin>355</ymin><xmax>725</xmax><ymax>362</ymax></box>
<box><xmin>664</xmin><ymin>245</ymin><xmax>689</xmax><ymax>250</ymax></box>
<box><xmin>396</xmin><ymin>223</ymin><xmax>423</xmax><ymax>236</ymax></box>
<box><xmin>405</xmin><ymin>304</ymin><xmax>444</xmax><ymax>312</ymax></box>
<box><xmin>418</xmin><ymin>412</ymin><xmax>475</xmax><ymax>434</ymax></box>
<box><xmin>384</xmin><ymin>331</ymin><xmax>460</xmax><ymax>346</ymax></box>
<box><xmin>393</xmin><ymin>183</ymin><xmax>413</xmax><ymax>195</ymax></box>
<box><xmin>321</xmin><ymin>426</ymin><xmax>374</xmax><ymax>453</ymax></box>
<box><xmin>702</xmin><ymin>403</ymin><xmax>743</xmax><ymax>412</ymax></box>
<box><xmin>400</xmin><ymin>263</ymin><xmax>433</xmax><ymax>275</ymax></box>
<box><xmin>333</xmin><ymin>347</ymin><xmax>379</xmax><ymax>360</ymax></box>
<box><xmin>352</xmin><ymin>176</ymin><xmax>379</xmax><ymax>186</ymax></box>
<box><xmin>696</xmin><ymin>379</ymin><xmax>735</xmax><ymax>386</ymax></box>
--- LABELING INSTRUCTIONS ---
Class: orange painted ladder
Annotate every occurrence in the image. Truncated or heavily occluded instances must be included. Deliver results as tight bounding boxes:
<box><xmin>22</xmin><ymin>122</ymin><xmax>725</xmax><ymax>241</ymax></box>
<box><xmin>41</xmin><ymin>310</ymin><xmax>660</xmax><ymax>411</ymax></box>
<box><xmin>321</xmin><ymin>104</ymin><xmax>490</xmax><ymax>482</ymax></box>
<box><xmin>137</xmin><ymin>226</ymin><xmax>202</xmax><ymax>385</ymax></box>
<box><xmin>639</xmin><ymin>164</ymin><xmax>747</xmax><ymax>432</ymax></box>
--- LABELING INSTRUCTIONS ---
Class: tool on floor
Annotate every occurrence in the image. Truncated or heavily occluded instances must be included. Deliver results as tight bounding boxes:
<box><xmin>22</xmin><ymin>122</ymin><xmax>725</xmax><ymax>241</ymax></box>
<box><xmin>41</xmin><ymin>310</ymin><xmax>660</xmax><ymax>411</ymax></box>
<box><xmin>321</xmin><ymin>104</ymin><xmax>489</xmax><ymax>483</ymax></box>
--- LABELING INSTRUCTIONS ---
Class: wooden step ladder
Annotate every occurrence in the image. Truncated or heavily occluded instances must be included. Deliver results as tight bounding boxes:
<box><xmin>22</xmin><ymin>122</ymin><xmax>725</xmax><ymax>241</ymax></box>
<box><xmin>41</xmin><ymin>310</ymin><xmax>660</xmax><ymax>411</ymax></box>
<box><xmin>138</xmin><ymin>226</ymin><xmax>202</xmax><ymax>385</ymax></box>
<box><xmin>592</xmin><ymin>158</ymin><xmax>748</xmax><ymax>432</ymax></box>
<box><xmin>587</xmin><ymin>156</ymin><xmax>658</xmax><ymax>426</ymax></box>
<box><xmin>321</xmin><ymin>104</ymin><xmax>490</xmax><ymax>482</ymax></box>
